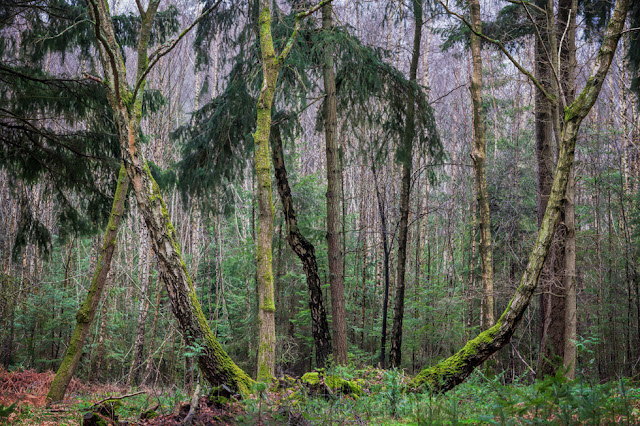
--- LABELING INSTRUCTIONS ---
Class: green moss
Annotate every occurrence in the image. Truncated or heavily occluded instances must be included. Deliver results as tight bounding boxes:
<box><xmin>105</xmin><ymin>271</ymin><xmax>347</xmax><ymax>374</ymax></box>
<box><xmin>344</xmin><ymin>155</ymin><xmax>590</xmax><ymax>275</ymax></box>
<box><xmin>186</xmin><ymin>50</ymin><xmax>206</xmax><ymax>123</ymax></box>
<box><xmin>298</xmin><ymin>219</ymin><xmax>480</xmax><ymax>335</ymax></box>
<box><xmin>301</xmin><ymin>372</ymin><xmax>362</xmax><ymax>397</ymax></box>
<box><xmin>412</xmin><ymin>320</ymin><xmax>502</xmax><ymax>391</ymax></box>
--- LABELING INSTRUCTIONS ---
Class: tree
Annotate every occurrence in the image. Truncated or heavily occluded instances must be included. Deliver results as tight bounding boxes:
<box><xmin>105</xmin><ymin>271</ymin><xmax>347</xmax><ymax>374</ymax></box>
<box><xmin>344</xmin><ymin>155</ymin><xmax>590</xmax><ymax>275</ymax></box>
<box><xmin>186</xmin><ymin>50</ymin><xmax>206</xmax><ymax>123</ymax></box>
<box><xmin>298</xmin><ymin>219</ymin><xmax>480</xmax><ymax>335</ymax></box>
<box><xmin>467</xmin><ymin>0</ymin><xmax>494</xmax><ymax>330</ymax></box>
<box><xmin>85</xmin><ymin>0</ymin><xmax>253</xmax><ymax>393</ymax></box>
<box><xmin>321</xmin><ymin>2</ymin><xmax>349</xmax><ymax>366</ymax></box>
<box><xmin>271</xmin><ymin>123</ymin><xmax>332</xmax><ymax>368</ymax></box>
<box><xmin>413</xmin><ymin>0</ymin><xmax>629</xmax><ymax>391</ymax></box>
<box><xmin>389</xmin><ymin>0</ymin><xmax>425</xmax><ymax>368</ymax></box>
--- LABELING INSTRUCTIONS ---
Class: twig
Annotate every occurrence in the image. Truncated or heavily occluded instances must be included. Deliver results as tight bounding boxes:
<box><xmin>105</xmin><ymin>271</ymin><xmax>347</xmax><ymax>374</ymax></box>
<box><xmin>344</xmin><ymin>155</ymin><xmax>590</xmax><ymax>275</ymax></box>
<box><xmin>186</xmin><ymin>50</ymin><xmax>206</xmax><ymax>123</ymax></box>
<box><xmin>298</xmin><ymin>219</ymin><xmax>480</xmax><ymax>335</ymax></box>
<box><xmin>511</xmin><ymin>342</ymin><xmax>536</xmax><ymax>377</ymax></box>
<box><xmin>183</xmin><ymin>382</ymin><xmax>201</xmax><ymax>424</ymax></box>
<box><xmin>90</xmin><ymin>390</ymin><xmax>146</xmax><ymax>408</ymax></box>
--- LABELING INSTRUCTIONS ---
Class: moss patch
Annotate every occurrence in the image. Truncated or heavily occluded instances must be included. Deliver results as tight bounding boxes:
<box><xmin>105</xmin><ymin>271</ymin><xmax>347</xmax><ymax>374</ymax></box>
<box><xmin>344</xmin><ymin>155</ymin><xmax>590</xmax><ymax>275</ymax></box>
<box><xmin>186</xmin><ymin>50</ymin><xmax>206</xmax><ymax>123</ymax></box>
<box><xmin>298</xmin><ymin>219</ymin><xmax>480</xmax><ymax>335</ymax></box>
<box><xmin>301</xmin><ymin>371</ymin><xmax>362</xmax><ymax>398</ymax></box>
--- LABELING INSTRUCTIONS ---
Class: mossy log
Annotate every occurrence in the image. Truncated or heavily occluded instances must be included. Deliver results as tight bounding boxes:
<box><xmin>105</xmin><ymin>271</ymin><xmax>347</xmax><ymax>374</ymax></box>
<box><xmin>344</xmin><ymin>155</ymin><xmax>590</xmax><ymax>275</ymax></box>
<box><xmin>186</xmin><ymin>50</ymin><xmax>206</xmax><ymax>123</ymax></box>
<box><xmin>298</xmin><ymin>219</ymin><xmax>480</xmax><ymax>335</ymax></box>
<box><xmin>412</xmin><ymin>0</ymin><xmax>629</xmax><ymax>393</ymax></box>
<box><xmin>301</xmin><ymin>371</ymin><xmax>362</xmax><ymax>398</ymax></box>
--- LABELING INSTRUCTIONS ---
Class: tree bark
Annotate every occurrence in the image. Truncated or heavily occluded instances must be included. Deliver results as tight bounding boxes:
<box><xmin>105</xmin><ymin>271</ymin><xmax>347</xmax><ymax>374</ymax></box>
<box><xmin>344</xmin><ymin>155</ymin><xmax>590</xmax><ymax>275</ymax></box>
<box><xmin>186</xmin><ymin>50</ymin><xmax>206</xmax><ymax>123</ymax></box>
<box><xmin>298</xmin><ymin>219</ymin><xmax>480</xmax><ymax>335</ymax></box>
<box><xmin>322</xmin><ymin>2</ymin><xmax>348</xmax><ymax>366</ymax></box>
<box><xmin>412</xmin><ymin>0</ymin><xmax>629</xmax><ymax>391</ymax></box>
<box><xmin>389</xmin><ymin>0</ymin><xmax>423</xmax><ymax>368</ymax></box>
<box><xmin>468</xmin><ymin>0</ymin><xmax>494</xmax><ymax>330</ymax></box>
<box><xmin>558</xmin><ymin>0</ymin><xmax>577</xmax><ymax>379</ymax></box>
<box><xmin>271</xmin><ymin>125</ymin><xmax>332</xmax><ymax>368</ymax></box>
<box><xmin>47</xmin><ymin>165</ymin><xmax>129</xmax><ymax>402</ymax></box>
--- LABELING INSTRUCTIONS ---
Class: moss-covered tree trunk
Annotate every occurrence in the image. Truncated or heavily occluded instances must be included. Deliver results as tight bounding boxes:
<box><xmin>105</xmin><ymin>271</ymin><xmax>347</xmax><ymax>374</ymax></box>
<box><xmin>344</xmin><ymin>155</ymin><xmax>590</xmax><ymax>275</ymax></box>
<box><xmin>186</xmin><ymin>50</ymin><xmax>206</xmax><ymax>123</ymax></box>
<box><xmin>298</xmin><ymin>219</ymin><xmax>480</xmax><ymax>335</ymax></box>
<box><xmin>412</xmin><ymin>0</ymin><xmax>629</xmax><ymax>391</ymax></box>
<box><xmin>322</xmin><ymin>2</ymin><xmax>348</xmax><ymax>366</ymax></box>
<box><xmin>254</xmin><ymin>0</ymin><xmax>279</xmax><ymax>381</ymax></box>
<box><xmin>468</xmin><ymin>0</ymin><xmax>494</xmax><ymax>329</ymax></box>
<box><xmin>47</xmin><ymin>165</ymin><xmax>129</xmax><ymax>403</ymax></box>
<box><xmin>389</xmin><ymin>0</ymin><xmax>422</xmax><ymax>369</ymax></box>
<box><xmin>271</xmin><ymin>125</ymin><xmax>332</xmax><ymax>368</ymax></box>
<box><xmin>85</xmin><ymin>0</ymin><xmax>253</xmax><ymax>394</ymax></box>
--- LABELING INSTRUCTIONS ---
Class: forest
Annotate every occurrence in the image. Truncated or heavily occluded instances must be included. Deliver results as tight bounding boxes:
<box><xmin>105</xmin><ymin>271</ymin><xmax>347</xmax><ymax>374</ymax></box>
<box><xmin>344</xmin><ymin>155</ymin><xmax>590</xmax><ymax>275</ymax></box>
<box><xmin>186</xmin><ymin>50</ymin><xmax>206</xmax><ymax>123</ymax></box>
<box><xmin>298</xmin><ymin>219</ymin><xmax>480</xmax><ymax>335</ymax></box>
<box><xmin>0</xmin><ymin>0</ymin><xmax>639</xmax><ymax>423</ymax></box>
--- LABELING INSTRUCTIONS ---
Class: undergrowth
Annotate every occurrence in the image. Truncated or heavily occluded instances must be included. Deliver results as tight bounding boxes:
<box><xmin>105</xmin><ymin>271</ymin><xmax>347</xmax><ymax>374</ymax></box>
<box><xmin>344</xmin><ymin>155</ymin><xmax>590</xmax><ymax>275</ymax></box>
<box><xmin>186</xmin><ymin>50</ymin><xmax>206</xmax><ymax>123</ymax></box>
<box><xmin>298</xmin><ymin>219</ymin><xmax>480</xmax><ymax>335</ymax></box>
<box><xmin>2</xmin><ymin>366</ymin><xmax>639</xmax><ymax>424</ymax></box>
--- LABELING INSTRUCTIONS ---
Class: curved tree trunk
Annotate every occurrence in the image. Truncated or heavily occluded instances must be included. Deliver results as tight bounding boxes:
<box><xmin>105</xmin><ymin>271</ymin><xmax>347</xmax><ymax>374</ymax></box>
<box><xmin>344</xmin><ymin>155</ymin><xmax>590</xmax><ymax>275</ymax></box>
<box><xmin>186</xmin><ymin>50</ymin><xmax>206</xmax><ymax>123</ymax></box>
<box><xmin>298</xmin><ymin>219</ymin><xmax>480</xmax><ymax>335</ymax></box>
<box><xmin>389</xmin><ymin>0</ymin><xmax>422</xmax><ymax>368</ymax></box>
<box><xmin>271</xmin><ymin>125</ymin><xmax>332</xmax><ymax>368</ymax></box>
<box><xmin>47</xmin><ymin>164</ymin><xmax>129</xmax><ymax>402</ymax></box>
<box><xmin>412</xmin><ymin>0</ymin><xmax>629</xmax><ymax>391</ymax></box>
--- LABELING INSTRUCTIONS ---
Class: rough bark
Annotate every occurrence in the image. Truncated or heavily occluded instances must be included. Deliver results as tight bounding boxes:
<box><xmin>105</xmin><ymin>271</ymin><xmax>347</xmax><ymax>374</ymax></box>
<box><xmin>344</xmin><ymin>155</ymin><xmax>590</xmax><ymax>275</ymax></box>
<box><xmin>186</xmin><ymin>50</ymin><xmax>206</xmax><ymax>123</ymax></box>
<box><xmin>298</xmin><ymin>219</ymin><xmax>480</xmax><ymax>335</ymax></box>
<box><xmin>468</xmin><ymin>0</ymin><xmax>494</xmax><ymax>329</ymax></box>
<box><xmin>86</xmin><ymin>0</ymin><xmax>253</xmax><ymax>393</ymax></box>
<box><xmin>271</xmin><ymin>125</ymin><xmax>332</xmax><ymax>368</ymax></box>
<box><xmin>389</xmin><ymin>0</ymin><xmax>422</xmax><ymax>368</ymax></box>
<box><xmin>322</xmin><ymin>2</ymin><xmax>348</xmax><ymax>366</ymax></box>
<box><xmin>412</xmin><ymin>0</ymin><xmax>629</xmax><ymax>391</ymax></box>
<box><xmin>558</xmin><ymin>0</ymin><xmax>577</xmax><ymax>379</ymax></box>
<box><xmin>47</xmin><ymin>165</ymin><xmax>129</xmax><ymax>403</ymax></box>
<box><xmin>533</xmin><ymin>0</ymin><xmax>566</xmax><ymax>378</ymax></box>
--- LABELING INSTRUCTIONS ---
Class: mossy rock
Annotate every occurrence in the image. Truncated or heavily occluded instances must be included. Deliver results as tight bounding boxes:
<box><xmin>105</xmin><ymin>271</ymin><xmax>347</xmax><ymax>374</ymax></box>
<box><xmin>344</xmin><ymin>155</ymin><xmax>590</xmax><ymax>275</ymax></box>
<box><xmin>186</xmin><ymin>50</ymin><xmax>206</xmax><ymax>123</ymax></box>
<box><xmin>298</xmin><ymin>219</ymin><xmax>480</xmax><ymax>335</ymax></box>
<box><xmin>301</xmin><ymin>372</ymin><xmax>362</xmax><ymax>398</ymax></box>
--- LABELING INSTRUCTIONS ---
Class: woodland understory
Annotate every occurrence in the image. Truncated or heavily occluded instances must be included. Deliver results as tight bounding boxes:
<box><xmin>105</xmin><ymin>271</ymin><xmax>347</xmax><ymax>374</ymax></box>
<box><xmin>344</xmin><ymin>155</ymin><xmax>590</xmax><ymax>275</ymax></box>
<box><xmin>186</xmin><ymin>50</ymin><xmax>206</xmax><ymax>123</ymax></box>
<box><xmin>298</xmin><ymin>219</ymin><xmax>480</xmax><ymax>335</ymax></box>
<box><xmin>1</xmin><ymin>0</ymin><xmax>640</xmax><ymax>423</ymax></box>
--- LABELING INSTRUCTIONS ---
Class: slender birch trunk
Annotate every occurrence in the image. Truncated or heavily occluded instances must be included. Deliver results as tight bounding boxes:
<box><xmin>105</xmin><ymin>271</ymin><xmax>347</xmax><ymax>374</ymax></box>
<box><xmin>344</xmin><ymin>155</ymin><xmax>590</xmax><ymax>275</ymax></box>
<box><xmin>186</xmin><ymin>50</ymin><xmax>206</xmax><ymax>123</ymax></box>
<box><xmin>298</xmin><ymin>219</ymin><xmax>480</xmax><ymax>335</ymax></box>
<box><xmin>271</xmin><ymin>125</ymin><xmax>332</xmax><ymax>368</ymax></box>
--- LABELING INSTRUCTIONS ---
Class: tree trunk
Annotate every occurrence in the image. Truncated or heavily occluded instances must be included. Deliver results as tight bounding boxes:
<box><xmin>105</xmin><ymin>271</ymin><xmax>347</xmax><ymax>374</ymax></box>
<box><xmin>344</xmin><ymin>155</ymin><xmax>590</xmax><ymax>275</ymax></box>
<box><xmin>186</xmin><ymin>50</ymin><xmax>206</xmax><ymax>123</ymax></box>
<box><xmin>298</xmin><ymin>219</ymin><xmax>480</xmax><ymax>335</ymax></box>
<box><xmin>558</xmin><ymin>0</ymin><xmax>577</xmax><ymax>379</ymax></box>
<box><xmin>271</xmin><ymin>125</ymin><xmax>332</xmax><ymax>368</ymax></box>
<box><xmin>412</xmin><ymin>0</ymin><xmax>629</xmax><ymax>391</ymax></box>
<box><xmin>47</xmin><ymin>165</ymin><xmax>129</xmax><ymax>402</ymax></box>
<box><xmin>86</xmin><ymin>0</ymin><xmax>253</xmax><ymax>393</ymax></box>
<box><xmin>322</xmin><ymin>2</ymin><xmax>348</xmax><ymax>366</ymax></box>
<box><xmin>254</xmin><ymin>0</ymin><xmax>278</xmax><ymax>381</ymax></box>
<box><xmin>468</xmin><ymin>0</ymin><xmax>494</xmax><ymax>330</ymax></box>
<box><xmin>372</xmin><ymin>161</ymin><xmax>391</xmax><ymax>368</ymax></box>
<box><xmin>389</xmin><ymin>0</ymin><xmax>423</xmax><ymax>368</ymax></box>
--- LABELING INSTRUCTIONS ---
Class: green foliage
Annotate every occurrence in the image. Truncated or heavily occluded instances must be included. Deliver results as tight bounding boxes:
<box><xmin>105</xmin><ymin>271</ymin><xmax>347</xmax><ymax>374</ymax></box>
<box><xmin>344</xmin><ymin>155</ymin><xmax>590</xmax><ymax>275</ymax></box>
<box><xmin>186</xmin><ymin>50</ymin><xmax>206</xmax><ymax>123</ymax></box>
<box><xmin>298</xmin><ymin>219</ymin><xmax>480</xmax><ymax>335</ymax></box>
<box><xmin>0</xmin><ymin>402</ymin><xmax>17</xmax><ymax>421</ymax></box>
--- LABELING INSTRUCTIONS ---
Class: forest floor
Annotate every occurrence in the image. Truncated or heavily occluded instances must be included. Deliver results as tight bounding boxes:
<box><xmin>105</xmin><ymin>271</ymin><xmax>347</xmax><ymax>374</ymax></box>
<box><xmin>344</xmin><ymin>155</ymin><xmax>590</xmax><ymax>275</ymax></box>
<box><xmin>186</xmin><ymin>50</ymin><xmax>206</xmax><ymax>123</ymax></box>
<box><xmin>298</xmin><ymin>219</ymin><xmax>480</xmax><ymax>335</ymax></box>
<box><xmin>1</xmin><ymin>366</ymin><xmax>640</xmax><ymax>425</ymax></box>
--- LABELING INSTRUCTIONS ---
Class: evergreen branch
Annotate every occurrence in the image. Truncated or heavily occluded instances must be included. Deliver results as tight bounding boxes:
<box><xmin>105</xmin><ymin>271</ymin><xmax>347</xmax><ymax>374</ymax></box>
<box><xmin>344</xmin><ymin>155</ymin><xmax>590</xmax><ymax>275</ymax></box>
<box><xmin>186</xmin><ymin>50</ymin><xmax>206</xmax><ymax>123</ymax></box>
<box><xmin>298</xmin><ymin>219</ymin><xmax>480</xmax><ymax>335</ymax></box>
<box><xmin>277</xmin><ymin>0</ymin><xmax>334</xmax><ymax>63</ymax></box>
<box><xmin>133</xmin><ymin>0</ymin><xmax>223</xmax><ymax>102</ymax></box>
<box><xmin>437</xmin><ymin>0</ymin><xmax>555</xmax><ymax>103</ymax></box>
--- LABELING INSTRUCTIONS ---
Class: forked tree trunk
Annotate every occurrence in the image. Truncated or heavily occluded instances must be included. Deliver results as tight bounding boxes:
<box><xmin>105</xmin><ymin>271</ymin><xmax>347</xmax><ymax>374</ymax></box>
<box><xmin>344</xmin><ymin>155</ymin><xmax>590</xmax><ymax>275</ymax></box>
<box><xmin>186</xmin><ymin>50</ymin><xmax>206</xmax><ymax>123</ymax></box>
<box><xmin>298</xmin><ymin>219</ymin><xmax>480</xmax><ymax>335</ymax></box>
<box><xmin>271</xmin><ymin>125</ymin><xmax>332</xmax><ymax>368</ymax></box>
<box><xmin>86</xmin><ymin>0</ymin><xmax>253</xmax><ymax>393</ymax></box>
<box><xmin>322</xmin><ymin>2</ymin><xmax>348</xmax><ymax>366</ymax></box>
<box><xmin>47</xmin><ymin>165</ymin><xmax>129</xmax><ymax>402</ymax></box>
<box><xmin>468</xmin><ymin>0</ymin><xmax>494</xmax><ymax>330</ymax></box>
<box><xmin>412</xmin><ymin>0</ymin><xmax>629</xmax><ymax>391</ymax></box>
<box><xmin>389</xmin><ymin>0</ymin><xmax>422</xmax><ymax>368</ymax></box>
